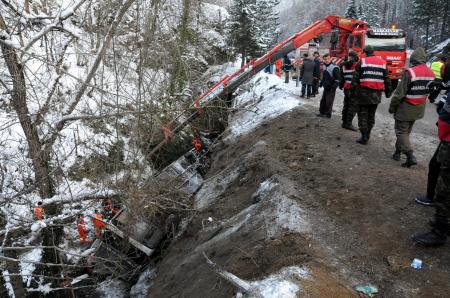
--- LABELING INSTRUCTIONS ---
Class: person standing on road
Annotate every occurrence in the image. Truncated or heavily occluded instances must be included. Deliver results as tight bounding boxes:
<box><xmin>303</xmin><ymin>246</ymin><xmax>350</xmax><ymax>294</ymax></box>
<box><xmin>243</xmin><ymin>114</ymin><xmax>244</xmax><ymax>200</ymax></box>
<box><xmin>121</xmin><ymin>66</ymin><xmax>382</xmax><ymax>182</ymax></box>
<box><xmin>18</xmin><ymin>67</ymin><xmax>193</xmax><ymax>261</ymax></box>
<box><xmin>429</xmin><ymin>54</ymin><xmax>446</xmax><ymax>102</ymax></box>
<box><xmin>388</xmin><ymin>48</ymin><xmax>435</xmax><ymax>167</ymax></box>
<box><xmin>339</xmin><ymin>51</ymin><xmax>359</xmax><ymax>131</ymax></box>
<box><xmin>413</xmin><ymin>85</ymin><xmax>450</xmax><ymax>246</ymax></box>
<box><xmin>352</xmin><ymin>45</ymin><xmax>391</xmax><ymax>144</ymax></box>
<box><xmin>275</xmin><ymin>59</ymin><xmax>282</xmax><ymax>77</ymax></box>
<box><xmin>317</xmin><ymin>54</ymin><xmax>340</xmax><ymax>118</ymax></box>
<box><xmin>415</xmin><ymin>47</ymin><xmax>450</xmax><ymax>206</ymax></box>
<box><xmin>300</xmin><ymin>53</ymin><xmax>315</xmax><ymax>98</ymax></box>
<box><xmin>282</xmin><ymin>55</ymin><xmax>292</xmax><ymax>83</ymax></box>
<box><xmin>312</xmin><ymin>51</ymin><xmax>321</xmax><ymax>95</ymax></box>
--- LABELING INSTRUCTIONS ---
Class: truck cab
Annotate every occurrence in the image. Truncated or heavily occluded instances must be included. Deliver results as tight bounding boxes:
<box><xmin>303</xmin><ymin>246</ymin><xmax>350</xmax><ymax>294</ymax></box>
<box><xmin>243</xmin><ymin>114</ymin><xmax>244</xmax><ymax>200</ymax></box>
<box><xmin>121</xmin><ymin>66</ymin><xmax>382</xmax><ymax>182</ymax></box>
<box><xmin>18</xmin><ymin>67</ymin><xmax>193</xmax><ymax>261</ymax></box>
<box><xmin>348</xmin><ymin>28</ymin><xmax>407</xmax><ymax>85</ymax></box>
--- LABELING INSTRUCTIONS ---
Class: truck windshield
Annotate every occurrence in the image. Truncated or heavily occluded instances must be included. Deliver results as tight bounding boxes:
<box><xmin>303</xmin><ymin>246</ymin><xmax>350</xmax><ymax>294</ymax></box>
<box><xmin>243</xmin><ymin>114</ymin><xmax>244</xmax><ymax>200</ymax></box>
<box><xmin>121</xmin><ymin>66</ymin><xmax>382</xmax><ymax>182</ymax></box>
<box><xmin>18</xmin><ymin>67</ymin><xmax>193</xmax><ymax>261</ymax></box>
<box><xmin>364</xmin><ymin>35</ymin><xmax>406</xmax><ymax>51</ymax></box>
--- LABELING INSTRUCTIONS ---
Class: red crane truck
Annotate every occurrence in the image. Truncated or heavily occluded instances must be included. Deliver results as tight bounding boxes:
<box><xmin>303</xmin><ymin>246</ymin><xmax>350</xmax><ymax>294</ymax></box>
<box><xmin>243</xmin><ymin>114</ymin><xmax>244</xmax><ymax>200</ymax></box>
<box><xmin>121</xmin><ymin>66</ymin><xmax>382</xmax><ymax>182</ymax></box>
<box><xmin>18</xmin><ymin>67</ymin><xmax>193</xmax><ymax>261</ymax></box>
<box><xmin>149</xmin><ymin>16</ymin><xmax>407</xmax><ymax>158</ymax></box>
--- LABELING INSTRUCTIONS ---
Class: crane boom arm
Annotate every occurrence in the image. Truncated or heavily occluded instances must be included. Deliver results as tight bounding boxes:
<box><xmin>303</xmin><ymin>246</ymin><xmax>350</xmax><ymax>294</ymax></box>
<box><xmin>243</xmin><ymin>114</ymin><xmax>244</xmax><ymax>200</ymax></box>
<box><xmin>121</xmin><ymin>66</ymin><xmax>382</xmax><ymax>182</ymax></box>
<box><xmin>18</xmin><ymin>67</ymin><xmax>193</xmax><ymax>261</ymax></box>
<box><xmin>147</xmin><ymin>16</ymin><xmax>368</xmax><ymax>159</ymax></box>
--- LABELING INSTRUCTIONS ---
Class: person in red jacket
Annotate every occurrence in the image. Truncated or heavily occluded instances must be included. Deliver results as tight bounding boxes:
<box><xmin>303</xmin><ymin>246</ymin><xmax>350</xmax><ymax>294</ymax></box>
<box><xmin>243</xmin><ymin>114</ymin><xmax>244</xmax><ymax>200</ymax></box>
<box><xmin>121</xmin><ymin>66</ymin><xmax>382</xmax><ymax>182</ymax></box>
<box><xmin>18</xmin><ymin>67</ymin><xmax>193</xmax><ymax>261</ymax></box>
<box><xmin>352</xmin><ymin>45</ymin><xmax>391</xmax><ymax>144</ymax></box>
<box><xmin>34</xmin><ymin>202</ymin><xmax>44</xmax><ymax>220</ymax></box>
<box><xmin>413</xmin><ymin>69</ymin><xmax>450</xmax><ymax>246</ymax></box>
<box><xmin>275</xmin><ymin>59</ymin><xmax>282</xmax><ymax>77</ymax></box>
<box><xmin>192</xmin><ymin>137</ymin><xmax>202</xmax><ymax>152</ymax></box>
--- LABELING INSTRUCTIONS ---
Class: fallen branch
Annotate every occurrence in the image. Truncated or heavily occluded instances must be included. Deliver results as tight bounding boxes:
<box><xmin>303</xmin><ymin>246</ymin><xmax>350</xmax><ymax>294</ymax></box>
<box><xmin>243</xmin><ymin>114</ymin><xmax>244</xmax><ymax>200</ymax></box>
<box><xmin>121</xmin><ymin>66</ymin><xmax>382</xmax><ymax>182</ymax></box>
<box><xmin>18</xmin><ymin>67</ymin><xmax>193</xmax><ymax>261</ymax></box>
<box><xmin>89</xmin><ymin>216</ymin><xmax>154</xmax><ymax>256</ymax></box>
<box><xmin>202</xmin><ymin>252</ymin><xmax>256</xmax><ymax>294</ymax></box>
<box><xmin>0</xmin><ymin>214</ymin><xmax>76</xmax><ymax>237</ymax></box>
<box><xmin>0</xmin><ymin>255</ymin><xmax>87</xmax><ymax>268</ymax></box>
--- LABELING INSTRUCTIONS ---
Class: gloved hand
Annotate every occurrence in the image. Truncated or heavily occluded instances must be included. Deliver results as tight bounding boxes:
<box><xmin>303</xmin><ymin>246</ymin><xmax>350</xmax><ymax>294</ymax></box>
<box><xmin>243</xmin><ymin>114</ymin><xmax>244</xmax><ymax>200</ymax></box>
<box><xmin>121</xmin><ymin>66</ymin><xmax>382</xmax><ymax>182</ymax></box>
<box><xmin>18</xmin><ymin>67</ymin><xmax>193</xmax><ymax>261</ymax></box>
<box><xmin>388</xmin><ymin>106</ymin><xmax>396</xmax><ymax>114</ymax></box>
<box><xmin>332</xmin><ymin>81</ymin><xmax>339</xmax><ymax>89</ymax></box>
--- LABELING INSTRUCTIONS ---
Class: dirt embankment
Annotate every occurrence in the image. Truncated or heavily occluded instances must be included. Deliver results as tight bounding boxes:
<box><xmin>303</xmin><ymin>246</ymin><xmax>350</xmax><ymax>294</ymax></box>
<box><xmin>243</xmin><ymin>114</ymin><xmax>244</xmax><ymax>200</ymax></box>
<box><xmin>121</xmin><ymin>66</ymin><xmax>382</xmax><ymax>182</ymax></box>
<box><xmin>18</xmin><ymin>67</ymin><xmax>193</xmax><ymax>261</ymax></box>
<box><xmin>147</xmin><ymin>99</ymin><xmax>450</xmax><ymax>297</ymax></box>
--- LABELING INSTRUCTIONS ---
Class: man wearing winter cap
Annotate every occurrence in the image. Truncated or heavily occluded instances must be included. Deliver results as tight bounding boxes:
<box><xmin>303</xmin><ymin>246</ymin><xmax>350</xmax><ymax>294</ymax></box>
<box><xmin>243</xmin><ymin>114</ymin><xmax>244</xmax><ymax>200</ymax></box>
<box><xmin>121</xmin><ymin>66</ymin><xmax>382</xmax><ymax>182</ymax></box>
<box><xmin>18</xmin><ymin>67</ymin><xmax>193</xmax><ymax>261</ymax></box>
<box><xmin>389</xmin><ymin>48</ymin><xmax>435</xmax><ymax>167</ymax></box>
<box><xmin>352</xmin><ymin>45</ymin><xmax>391</xmax><ymax>144</ymax></box>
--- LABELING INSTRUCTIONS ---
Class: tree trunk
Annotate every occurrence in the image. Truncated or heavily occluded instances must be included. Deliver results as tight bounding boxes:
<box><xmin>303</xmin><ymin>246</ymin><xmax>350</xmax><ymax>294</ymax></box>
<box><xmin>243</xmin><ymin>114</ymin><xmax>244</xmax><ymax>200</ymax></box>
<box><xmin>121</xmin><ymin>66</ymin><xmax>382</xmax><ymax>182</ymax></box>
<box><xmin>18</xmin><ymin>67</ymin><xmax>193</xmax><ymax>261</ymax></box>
<box><xmin>441</xmin><ymin>1</ymin><xmax>449</xmax><ymax>41</ymax></box>
<box><xmin>425</xmin><ymin>18</ymin><xmax>430</xmax><ymax>50</ymax></box>
<box><xmin>241</xmin><ymin>51</ymin><xmax>246</xmax><ymax>67</ymax></box>
<box><xmin>3</xmin><ymin>236</ymin><xmax>26</xmax><ymax>297</ymax></box>
<box><xmin>0</xmin><ymin>19</ymin><xmax>54</xmax><ymax>199</ymax></box>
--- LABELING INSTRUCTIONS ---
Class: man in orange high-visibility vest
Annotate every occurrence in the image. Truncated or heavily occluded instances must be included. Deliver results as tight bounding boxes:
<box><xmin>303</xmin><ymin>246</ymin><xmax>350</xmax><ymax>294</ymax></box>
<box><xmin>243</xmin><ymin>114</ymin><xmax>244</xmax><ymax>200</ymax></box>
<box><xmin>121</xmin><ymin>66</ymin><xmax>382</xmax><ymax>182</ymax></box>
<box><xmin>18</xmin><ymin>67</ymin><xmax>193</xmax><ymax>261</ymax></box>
<box><xmin>34</xmin><ymin>202</ymin><xmax>44</xmax><ymax>220</ymax></box>
<box><xmin>77</xmin><ymin>214</ymin><xmax>89</xmax><ymax>244</ymax></box>
<box><xmin>92</xmin><ymin>210</ymin><xmax>106</xmax><ymax>238</ymax></box>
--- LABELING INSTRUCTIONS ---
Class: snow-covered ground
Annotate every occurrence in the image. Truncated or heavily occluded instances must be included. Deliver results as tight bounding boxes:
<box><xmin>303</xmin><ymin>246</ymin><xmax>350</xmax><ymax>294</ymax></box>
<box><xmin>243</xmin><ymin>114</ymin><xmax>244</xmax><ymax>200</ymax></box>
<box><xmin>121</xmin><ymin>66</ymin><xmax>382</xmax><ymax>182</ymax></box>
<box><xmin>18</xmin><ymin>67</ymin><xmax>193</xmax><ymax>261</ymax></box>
<box><xmin>225</xmin><ymin>73</ymin><xmax>303</xmax><ymax>141</ymax></box>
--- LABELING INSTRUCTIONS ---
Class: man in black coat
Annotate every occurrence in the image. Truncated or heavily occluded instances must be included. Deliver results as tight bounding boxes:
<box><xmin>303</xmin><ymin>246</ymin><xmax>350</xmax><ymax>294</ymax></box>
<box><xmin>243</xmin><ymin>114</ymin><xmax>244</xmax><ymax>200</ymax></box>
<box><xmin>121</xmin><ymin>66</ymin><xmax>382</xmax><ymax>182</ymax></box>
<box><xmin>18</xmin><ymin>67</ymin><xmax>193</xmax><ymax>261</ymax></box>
<box><xmin>300</xmin><ymin>53</ymin><xmax>315</xmax><ymax>98</ymax></box>
<box><xmin>312</xmin><ymin>51</ymin><xmax>321</xmax><ymax>95</ymax></box>
<box><xmin>317</xmin><ymin>54</ymin><xmax>340</xmax><ymax>118</ymax></box>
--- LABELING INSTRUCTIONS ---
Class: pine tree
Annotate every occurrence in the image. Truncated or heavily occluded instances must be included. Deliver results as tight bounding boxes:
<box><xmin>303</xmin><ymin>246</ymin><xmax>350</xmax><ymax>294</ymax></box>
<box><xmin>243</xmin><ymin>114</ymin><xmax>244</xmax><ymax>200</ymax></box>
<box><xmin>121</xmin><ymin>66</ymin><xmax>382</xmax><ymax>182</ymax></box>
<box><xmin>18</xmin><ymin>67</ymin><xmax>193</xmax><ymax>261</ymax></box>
<box><xmin>361</xmin><ymin>0</ymin><xmax>382</xmax><ymax>27</ymax></box>
<box><xmin>254</xmin><ymin>0</ymin><xmax>280</xmax><ymax>55</ymax></box>
<box><xmin>358</xmin><ymin>4</ymin><xmax>367</xmax><ymax>24</ymax></box>
<box><xmin>344</xmin><ymin>0</ymin><xmax>358</xmax><ymax>19</ymax></box>
<box><xmin>226</xmin><ymin>0</ymin><xmax>259</xmax><ymax>66</ymax></box>
<box><xmin>410</xmin><ymin>0</ymin><xmax>440</xmax><ymax>49</ymax></box>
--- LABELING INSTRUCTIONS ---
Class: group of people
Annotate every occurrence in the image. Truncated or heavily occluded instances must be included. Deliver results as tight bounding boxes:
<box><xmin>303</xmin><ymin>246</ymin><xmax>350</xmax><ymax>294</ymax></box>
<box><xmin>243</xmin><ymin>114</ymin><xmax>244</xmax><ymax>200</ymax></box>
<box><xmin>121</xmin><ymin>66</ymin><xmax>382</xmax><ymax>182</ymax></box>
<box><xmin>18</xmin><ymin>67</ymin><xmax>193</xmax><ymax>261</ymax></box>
<box><xmin>34</xmin><ymin>197</ymin><xmax>120</xmax><ymax>245</ymax></box>
<box><xmin>307</xmin><ymin>44</ymin><xmax>450</xmax><ymax>247</ymax></box>
<box><xmin>77</xmin><ymin>198</ymin><xmax>121</xmax><ymax>244</ymax></box>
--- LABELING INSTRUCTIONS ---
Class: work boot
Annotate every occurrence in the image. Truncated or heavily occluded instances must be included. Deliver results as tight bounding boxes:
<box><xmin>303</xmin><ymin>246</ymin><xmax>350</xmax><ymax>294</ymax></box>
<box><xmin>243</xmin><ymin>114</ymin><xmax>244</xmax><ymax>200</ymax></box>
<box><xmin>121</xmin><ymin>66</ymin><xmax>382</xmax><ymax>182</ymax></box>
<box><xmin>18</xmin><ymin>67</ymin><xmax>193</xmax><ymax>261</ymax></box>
<box><xmin>412</xmin><ymin>229</ymin><xmax>447</xmax><ymax>247</ymax></box>
<box><xmin>428</xmin><ymin>220</ymin><xmax>450</xmax><ymax>235</ymax></box>
<box><xmin>402</xmin><ymin>151</ymin><xmax>417</xmax><ymax>167</ymax></box>
<box><xmin>392</xmin><ymin>150</ymin><xmax>401</xmax><ymax>161</ymax></box>
<box><xmin>415</xmin><ymin>195</ymin><xmax>435</xmax><ymax>206</ymax></box>
<box><xmin>356</xmin><ymin>132</ymin><xmax>368</xmax><ymax>145</ymax></box>
<box><xmin>367</xmin><ymin>128</ymin><xmax>372</xmax><ymax>140</ymax></box>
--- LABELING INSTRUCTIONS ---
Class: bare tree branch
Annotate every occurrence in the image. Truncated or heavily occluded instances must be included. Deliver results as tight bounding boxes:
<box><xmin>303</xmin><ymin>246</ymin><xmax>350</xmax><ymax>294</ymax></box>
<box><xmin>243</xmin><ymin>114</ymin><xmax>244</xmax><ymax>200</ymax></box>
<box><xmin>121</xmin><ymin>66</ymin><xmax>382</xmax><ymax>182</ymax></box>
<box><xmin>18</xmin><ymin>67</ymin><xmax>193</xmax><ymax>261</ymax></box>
<box><xmin>20</xmin><ymin>0</ymin><xmax>87</xmax><ymax>57</ymax></box>
<box><xmin>44</xmin><ymin>0</ymin><xmax>137</xmax><ymax>151</ymax></box>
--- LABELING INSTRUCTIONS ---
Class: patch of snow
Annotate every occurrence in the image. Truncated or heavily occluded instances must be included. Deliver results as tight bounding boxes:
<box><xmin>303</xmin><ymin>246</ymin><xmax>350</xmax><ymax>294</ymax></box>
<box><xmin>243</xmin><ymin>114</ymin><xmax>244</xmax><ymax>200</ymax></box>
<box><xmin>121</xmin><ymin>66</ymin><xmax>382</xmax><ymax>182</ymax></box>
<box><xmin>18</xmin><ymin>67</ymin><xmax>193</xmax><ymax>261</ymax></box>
<box><xmin>30</xmin><ymin>221</ymin><xmax>47</xmax><ymax>233</ymax></box>
<box><xmin>250</xmin><ymin>266</ymin><xmax>310</xmax><ymax>298</ymax></box>
<box><xmin>130</xmin><ymin>268</ymin><xmax>157</xmax><ymax>298</ymax></box>
<box><xmin>252</xmin><ymin>179</ymin><xmax>278</xmax><ymax>202</ymax></box>
<box><xmin>263</xmin><ymin>194</ymin><xmax>310</xmax><ymax>238</ymax></box>
<box><xmin>225</xmin><ymin>73</ymin><xmax>302</xmax><ymax>141</ymax></box>
<box><xmin>34</xmin><ymin>283</ymin><xmax>52</xmax><ymax>294</ymax></box>
<box><xmin>96</xmin><ymin>278</ymin><xmax>127</xmax><ymax>298</ymax></box>
<box><xmin>19</xmin><ymin>247</ymin><xmax>43</xmax><ymax>286</ymax></box>
<box><xmin>2</xmin><ymin>270</ymin><xmax>15</xmax><ymax>298</ymax></box>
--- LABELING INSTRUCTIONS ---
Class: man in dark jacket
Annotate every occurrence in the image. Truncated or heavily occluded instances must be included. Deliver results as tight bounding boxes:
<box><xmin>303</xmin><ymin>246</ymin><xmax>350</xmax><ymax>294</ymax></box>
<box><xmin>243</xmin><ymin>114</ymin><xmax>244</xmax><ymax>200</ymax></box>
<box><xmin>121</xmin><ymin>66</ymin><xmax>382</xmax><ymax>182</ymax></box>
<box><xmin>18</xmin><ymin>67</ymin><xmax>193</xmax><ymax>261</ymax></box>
<box><xmin>413</xmin><ymin>81</ymin><xmax>450</xmax><ymax>246</ymax></box>
<box><xmin>352</xmin><ymin>45</ymin><xmax>391</xmax><ymax>144</ymax></box>
<box><xmin>389</xmin><ymin>48</ymin><xmax>435</xmax><ymax>167</ymax></box>
<box><xmin>317</xmin><ymin>54</ymin><xmax>340</xmax><ymax>118</ymax></box>
<box><xmin>312</xmin><ymin>51</ymin><xmax>321</xmax><ymax>96</ymax></box>
<box><xmin>300</xmin><ymin>53</ymin><xmax>315</xmax><ymax>98</ymax></box>
<box><xmin>339</xmin><ymin>51</ymin><xmax>359</xmax><ymax>131</ymax></box>
<box><xmin>415</xmin><ymin>46</ymin><xmax>450</xmax><ymax>207</ymax></box>
<box><xmin>282</xmin><ymin>55</ymin><xmax>292</xmax><ymax>83</ymax></box>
